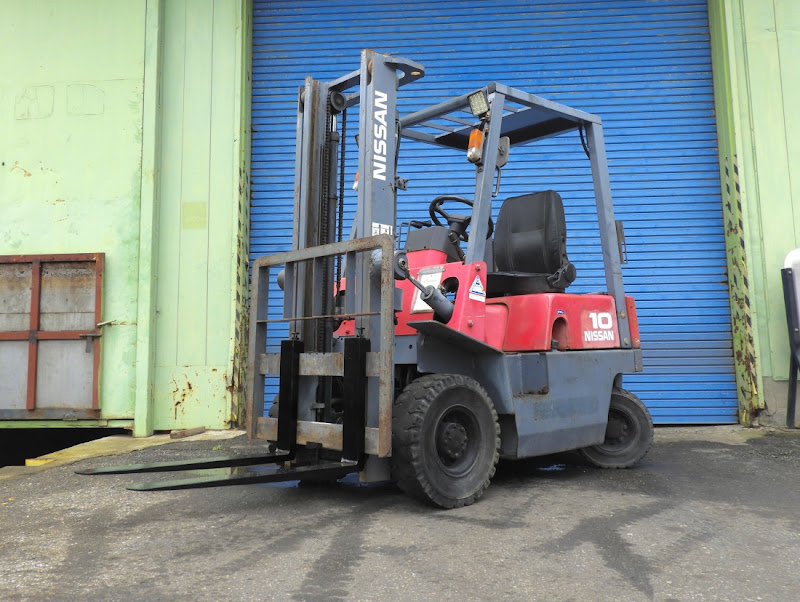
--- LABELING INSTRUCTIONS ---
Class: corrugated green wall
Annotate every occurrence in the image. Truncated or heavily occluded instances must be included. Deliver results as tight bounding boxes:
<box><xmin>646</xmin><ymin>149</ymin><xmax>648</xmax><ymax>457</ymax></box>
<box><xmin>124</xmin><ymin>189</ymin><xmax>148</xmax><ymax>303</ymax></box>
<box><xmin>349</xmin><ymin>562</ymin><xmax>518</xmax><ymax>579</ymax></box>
<box><xmin>708</xmin><ymin>0</ymin><xmax>760</xmax><ymax>424</ymax></box>
<box><xmin>0</xmin><ymin>0</ymin><xmax>249</xmax><ymax>434</ymax></box>
<box><xmin>147</xmin><ymin>0</ymin><xmax>248</xmax><ymax>434</ymax></box>
<box><xmin>709</xmin><ymin>0</ymin><xmax>800</xmax><ymax>424</ymax></box>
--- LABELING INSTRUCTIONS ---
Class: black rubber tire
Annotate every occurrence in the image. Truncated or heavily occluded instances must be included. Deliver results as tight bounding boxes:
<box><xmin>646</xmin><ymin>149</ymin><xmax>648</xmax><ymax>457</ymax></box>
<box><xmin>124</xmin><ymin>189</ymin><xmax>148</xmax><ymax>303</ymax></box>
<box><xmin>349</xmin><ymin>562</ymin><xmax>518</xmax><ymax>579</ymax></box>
<box><xmin>392</xmin><ymin>374</ymin><xmax>500</xmax><ymax>509</ymax></box>
<box><xmin>579</xmin><ymin>388</ymin><xmax>654</xmax><ymax>469</ymax></box>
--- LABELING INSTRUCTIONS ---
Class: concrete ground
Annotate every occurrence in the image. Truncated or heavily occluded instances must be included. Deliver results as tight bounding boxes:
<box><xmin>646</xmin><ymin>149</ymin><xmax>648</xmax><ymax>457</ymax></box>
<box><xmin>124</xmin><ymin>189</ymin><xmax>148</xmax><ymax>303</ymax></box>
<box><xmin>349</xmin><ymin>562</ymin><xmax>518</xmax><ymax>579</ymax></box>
<box><xmin>0</xmin><ymin>426</ymin><xmax>798</xmax><ymax>601</ymax></box>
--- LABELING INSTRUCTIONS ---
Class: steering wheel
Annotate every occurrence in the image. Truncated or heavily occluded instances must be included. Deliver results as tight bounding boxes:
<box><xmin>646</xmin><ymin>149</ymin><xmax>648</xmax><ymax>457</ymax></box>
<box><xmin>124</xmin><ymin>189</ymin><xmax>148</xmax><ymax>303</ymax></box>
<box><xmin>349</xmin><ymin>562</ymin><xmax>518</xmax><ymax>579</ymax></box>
<box><xmin>428</xmin><ymin>195</ymin><xmax>494</xmax><ymax>241</ymax></box>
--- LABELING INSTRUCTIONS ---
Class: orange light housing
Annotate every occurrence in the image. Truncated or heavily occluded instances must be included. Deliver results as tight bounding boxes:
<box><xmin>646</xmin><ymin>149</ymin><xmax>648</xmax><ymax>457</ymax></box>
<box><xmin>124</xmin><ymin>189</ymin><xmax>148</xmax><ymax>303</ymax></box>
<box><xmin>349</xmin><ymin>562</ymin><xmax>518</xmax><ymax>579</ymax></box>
<box><xmin>467</xmin><ymin>128</ymin><xmax>484</xmax><ymax>164</ymax></box>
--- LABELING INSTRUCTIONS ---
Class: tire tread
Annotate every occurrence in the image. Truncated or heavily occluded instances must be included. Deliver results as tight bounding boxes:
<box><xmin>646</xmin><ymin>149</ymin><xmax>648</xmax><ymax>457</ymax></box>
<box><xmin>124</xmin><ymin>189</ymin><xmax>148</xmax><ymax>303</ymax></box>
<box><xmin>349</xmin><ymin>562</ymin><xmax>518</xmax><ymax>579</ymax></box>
<box><xmin>392</xmin><ymin>374</ymin><xmax>500</xmax><ymax>508</ymax></box>
<box><xmin>579</xmin><ymin>388</ymin><xmax>654</xmax><ymax>469</ymax></box>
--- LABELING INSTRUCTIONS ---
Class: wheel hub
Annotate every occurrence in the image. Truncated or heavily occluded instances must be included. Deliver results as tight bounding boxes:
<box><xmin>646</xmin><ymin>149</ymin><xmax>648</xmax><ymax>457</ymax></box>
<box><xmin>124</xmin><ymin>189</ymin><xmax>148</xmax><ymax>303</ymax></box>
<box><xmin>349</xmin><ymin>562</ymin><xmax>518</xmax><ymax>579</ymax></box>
<box><xmin>437</xmin><ymin>421</ymin><xmax>468</xmax><ymax>460</ymax></box>
<box><xmin>606</xmin><ymin>417</ymin><xmax>627</xmax><ymax>442</ymax></box>
<box><xmin>604</xmin><ymin>409</ymin><xmax>635</xmax><ymax>448</ymax></box>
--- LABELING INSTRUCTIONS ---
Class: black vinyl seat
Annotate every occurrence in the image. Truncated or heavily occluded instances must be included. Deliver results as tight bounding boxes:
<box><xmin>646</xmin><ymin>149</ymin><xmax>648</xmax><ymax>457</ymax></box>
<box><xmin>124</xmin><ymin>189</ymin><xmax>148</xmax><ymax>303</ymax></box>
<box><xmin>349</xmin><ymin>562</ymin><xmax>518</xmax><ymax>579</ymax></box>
<box><xmin>486</xmin><ymin>190</ymin><xmax>576</xmax><ymax>297</ymax></box>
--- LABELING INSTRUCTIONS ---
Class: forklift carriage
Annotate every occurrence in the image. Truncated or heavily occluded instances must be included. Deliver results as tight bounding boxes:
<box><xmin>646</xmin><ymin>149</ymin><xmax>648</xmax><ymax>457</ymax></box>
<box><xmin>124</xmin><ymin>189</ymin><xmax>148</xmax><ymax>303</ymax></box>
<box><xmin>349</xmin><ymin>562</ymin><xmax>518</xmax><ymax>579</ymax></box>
<box><xmin>79</xmin><ymin>50</ymin><xmax>653</xmax><ymax>508</ymax></box>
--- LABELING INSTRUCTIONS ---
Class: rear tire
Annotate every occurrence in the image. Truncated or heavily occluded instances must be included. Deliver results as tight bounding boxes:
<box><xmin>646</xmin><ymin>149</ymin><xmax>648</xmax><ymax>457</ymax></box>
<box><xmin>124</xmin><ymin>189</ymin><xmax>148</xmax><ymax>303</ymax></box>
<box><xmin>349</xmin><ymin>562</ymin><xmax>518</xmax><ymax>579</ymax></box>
<box><xmin>392</xmin><ymin>374</ymin><xmax>500</xmax><ymax>509</ymax></box>
<box><xmin>580</xmin><ymin>388</ymin><xmax>653</xmax><ymax>468</ymax></box>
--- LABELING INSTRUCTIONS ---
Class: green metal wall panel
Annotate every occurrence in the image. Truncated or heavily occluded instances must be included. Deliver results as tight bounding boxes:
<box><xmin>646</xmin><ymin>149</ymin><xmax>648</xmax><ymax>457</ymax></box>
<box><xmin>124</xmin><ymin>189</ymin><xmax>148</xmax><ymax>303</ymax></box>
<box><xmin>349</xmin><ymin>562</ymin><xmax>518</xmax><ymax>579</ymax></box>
<box><xmin>0</xmin><ymin>0</ymin><xmax>249</xmax><ymax>433</ymax></box>
<box><xmin>0</xmin><ymin>0</ymin><xmax>147</xmax><ymax>421</ymax></box>
<box><xmin>708</xmin><ymin>0</ymin><xmax>760</xmax><ymax>423</ymax></box>
<box><xmin>707</xmin><ymin>0</ymin><xmax>800</xmax><ymax>424</ymax></box>
<box><xmin>151</xmin><ymin>0</ymin><xmax>247</xmax><ymax>432</ymax></box>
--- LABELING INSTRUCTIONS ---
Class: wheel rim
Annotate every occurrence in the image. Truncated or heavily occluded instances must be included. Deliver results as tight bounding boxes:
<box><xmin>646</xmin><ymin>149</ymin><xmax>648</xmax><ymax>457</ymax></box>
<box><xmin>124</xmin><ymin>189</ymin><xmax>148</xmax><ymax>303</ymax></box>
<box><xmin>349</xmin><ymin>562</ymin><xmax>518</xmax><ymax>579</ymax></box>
<box><xmin>598</xmin><ymin>407</ymin><xmax>639</xmax><ymax>453</ymax></box>
<box><xmin>434</xmin><ymin>405</ymin><xmax>480</xmax><ymax>477</ymax></box>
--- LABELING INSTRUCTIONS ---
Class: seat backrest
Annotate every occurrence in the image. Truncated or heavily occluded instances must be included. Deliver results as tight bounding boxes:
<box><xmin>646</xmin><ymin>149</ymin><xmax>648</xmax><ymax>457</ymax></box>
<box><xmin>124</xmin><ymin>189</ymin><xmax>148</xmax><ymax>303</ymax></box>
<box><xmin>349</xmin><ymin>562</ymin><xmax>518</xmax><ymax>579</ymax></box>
<box><xmin>493</xmin><ymin>190</ymin><xmax>570</xmax><ymax>275</ymax></box>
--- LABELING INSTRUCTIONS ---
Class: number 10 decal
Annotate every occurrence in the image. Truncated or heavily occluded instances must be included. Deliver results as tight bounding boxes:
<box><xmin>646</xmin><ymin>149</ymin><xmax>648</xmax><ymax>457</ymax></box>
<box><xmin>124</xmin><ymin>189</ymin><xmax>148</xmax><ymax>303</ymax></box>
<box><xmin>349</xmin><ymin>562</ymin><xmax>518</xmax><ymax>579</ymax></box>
<box><xmin>589</xmin><ymin>312</ymin><xmax>613</xmax><ymax>329</ymax></box>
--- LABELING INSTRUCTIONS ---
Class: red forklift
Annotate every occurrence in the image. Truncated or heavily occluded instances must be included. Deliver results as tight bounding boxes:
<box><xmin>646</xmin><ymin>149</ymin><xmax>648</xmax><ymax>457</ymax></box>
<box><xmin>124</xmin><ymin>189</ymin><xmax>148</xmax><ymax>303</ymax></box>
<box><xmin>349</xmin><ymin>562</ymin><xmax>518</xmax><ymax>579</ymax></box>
<box><xmin>79</xmin><ymin>50</ymin><xmax>653</xmax><ymax>508</ymax></box>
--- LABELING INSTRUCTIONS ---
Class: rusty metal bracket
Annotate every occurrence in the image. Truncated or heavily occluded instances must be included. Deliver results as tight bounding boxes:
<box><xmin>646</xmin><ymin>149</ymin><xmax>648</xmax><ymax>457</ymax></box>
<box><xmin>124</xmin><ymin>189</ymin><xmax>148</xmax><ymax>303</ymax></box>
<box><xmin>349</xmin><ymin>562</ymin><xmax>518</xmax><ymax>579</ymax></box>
<box><xmin>78</xmin><ymin>332</ymin><xmax>101</xmax><ymax>353</ymax></box>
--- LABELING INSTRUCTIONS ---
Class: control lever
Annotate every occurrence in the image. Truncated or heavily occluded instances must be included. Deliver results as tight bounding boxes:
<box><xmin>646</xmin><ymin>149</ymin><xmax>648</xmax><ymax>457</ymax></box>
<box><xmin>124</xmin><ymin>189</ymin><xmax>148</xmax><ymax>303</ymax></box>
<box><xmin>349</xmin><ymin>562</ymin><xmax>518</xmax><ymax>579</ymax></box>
<box><xmin>493</xmin><ymin>136</ymin><xmax>510</xmax><ymax>198</ymax></box>
<box><xmin>393</xmin><ymin>252</ymin><xmax>454</xmax><ymax>322</ymax></box>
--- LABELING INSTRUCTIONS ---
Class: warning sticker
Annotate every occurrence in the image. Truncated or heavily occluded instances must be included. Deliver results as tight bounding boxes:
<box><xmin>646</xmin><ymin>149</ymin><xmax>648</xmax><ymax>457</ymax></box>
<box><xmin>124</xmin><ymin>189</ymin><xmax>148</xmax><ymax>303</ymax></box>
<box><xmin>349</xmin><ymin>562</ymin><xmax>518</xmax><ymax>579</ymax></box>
<box><xmin>411</xmin><ymin>270</ymin><xmax>444</xmax><ymax>313</ymax></box>
<box><xmin>371</xmin><ymin>222</ymin><xmax>393</xmax><ymax>236</ymax></box>
<box><xmin>468</xmin><ymin>275</ymin><xmax>486</xmax><ymax>302</ymax></box>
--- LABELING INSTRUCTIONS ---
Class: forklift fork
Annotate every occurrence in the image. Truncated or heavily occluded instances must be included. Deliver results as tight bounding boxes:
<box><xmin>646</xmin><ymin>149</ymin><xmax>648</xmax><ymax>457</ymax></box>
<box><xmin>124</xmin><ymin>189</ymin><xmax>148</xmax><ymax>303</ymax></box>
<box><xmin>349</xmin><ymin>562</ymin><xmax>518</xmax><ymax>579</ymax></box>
<box><xmin>76</xmin><ymin>338</ymin><xmax>369</xmax><ymax>491</ymax></box>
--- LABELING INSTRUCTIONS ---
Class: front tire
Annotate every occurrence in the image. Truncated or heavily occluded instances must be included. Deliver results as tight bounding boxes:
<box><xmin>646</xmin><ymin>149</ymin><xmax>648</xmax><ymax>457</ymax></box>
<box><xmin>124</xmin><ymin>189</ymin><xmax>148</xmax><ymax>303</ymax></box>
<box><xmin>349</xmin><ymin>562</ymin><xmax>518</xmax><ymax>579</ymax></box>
<box><xmin>580</xmin><ymin>388</ymin><xmax>654</xmax><ymax>468</ymax></box>
<box><xmin>392</xmin><ymin>374</ymin><xmax>500</xmax><ymax>509</ymax></box>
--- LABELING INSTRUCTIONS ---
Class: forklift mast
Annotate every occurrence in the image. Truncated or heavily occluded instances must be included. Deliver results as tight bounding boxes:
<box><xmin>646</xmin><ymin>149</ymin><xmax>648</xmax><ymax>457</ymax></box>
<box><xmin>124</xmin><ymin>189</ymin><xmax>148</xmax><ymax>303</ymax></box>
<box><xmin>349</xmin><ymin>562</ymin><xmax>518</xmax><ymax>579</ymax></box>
<box><xmin>245</xmin><ymin>50</ymin><xmax>426</xmax><ymax>467</ymax></box>
<box><xmin>289</xmin><ymin>50</ymin><xmax>423</xmax><ymax>349</ymax></box>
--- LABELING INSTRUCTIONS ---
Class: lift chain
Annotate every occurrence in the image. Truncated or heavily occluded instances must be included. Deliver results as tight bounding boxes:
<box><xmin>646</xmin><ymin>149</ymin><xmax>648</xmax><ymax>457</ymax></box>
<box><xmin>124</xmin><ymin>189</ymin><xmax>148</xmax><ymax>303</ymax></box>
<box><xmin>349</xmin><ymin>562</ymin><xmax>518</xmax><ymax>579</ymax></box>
<box><xmin>336</xmin><ymin>105</ymin><xmax>347</xmax><ymax>284</ymax></box>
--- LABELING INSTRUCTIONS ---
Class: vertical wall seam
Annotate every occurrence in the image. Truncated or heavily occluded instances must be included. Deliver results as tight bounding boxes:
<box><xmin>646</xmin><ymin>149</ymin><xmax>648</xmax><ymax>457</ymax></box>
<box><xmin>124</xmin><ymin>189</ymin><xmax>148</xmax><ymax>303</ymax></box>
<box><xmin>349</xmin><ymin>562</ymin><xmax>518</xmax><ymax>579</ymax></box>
<box><xmin>725</xmin><ymin>0</ymin><xmax>764</xmax><ymax>406</ymax></box>
<box><xmin>772</xmin><ymin>0</ymin><xmax>796</xmax><ymax>242</ymax></box>
<box><xmin>738</xmin><ymin>0</ymin><xmax>770</xmax><ymax>364</ymax></box>
<box><xmin>229</xmin><ymin>0</ymin><xmax>252</xmax><ymax>427</ymax></box>
<box><xmin>134</xmin><ymin>0</ymin><xmax>165</xmax><ymax>436</ymax></box>
<box><xmin>174</xmin><ymin>1</ymin><xmax>189</xmax><ymax>366</ymax></box>
<box><xmin>205</xmin><ymin>0</ymin><xmax>217</xmax><ymax>366</ymax></box>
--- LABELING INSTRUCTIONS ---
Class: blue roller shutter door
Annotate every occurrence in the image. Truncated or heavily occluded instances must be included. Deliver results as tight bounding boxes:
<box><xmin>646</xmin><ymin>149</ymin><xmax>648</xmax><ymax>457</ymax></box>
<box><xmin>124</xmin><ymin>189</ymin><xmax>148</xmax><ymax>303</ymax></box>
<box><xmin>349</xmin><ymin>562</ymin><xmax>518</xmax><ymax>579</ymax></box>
<box><xmin>250</xmin><ymin>0</ymin><xmax>738</xmax><ymax>423</ymax></box>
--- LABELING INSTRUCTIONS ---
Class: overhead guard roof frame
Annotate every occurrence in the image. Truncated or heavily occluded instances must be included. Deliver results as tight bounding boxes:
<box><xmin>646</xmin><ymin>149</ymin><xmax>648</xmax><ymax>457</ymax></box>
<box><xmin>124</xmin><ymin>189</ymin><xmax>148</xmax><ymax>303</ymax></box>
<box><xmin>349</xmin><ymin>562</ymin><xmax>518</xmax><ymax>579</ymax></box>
<box><xmin>399</xmin><ymin>83</ymin><xmax>601</xmax><ymax>151</ymax></box>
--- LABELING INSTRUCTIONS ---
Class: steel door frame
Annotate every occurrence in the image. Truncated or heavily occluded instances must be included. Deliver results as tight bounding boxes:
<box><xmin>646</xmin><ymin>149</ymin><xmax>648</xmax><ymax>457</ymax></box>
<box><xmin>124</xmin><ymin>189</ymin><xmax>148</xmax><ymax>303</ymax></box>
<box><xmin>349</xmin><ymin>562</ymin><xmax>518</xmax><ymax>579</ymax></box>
<box><xmin>0</xmin><ymin>253</ymin><xmax>104</xmax><ymax>419</ymax></box>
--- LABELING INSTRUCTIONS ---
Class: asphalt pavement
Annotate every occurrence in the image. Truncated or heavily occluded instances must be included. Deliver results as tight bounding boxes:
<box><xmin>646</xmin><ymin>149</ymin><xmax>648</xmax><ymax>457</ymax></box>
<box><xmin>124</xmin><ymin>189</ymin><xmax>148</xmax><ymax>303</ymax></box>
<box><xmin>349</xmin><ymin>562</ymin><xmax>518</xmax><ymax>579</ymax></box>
<box><xmin>1</xmin><ymin>426</ymin><xmax>798</xmax><ymax>601</ymax></box>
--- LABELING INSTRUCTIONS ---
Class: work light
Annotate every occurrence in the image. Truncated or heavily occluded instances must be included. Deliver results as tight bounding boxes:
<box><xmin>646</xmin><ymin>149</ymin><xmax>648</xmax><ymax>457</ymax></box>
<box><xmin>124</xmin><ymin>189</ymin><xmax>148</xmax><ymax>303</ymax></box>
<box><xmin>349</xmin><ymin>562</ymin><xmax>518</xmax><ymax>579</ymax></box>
<box><xmin>468</xmin><ymin>90</ymin><xmax>489</xmax><ymax>118</ymax></box>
